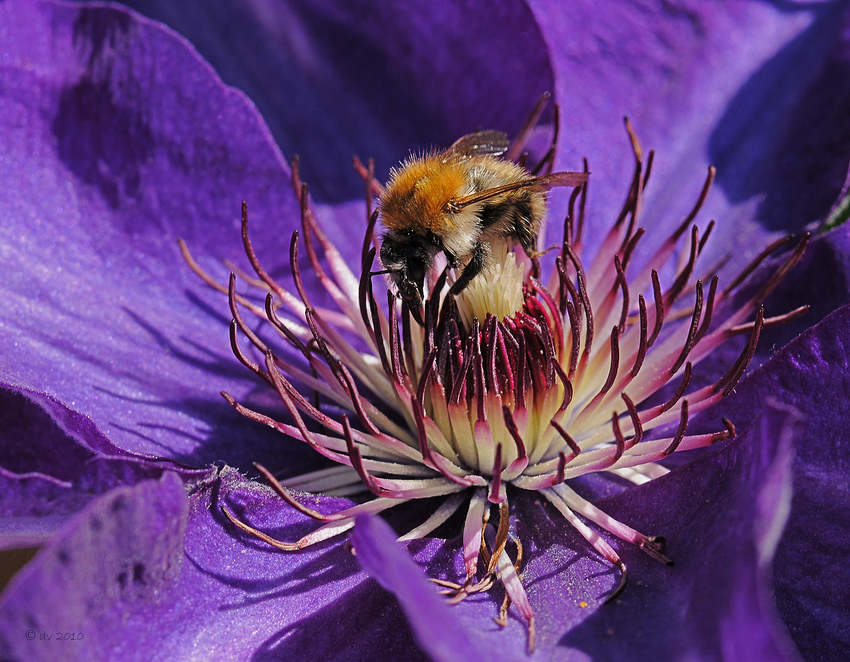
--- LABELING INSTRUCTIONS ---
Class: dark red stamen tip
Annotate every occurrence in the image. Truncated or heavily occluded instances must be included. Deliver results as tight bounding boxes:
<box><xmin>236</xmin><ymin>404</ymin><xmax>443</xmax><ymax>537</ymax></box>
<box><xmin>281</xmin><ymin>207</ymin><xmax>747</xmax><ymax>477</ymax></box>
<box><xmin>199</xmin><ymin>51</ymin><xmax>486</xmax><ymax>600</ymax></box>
<box><xmin>342</xmin><ymin>414</ymin><xmax>386</xmax><ymax>497</ymax></box>
<box><xmin>723</xmin><ymin>234</ymin><xmax>796</xmax><ymax>294</ymax></box>
<box><xmin>228</xmin><ymin>320</ymin><xmax>267</xmax><ymax>382</ymax></box>
<box><xmin>228</xmin><ymin>273</ymin><xmax>269</xmax><ymax>355</ymax></box>
<box><xmin>660</xmin><ymin>362</ymin><xmax>692</xmax><ymax>413</ymax></box>
<box><xmin>601</xmin><ymin>326</ymin><xmax>620</xmax><ymax>394</ymax></box>
<box><xmin>714</xmin><ymin>306</ymin><xmax>764</xmax><ymax>395</ymax></box>
<box><xmin>502</xmin><ymin>405</ymin><xmax>528</xmax><ymax>462</ymax></box>
<box><xmin>265</xmin><ymin>292</ymin><xmax>308</xmax><ymax>353</ymax></box>
<box><xmin>622</xmin><ymin>393</ymin><xmax>643</xmax><ymax>447</ymax></box>
<box><xmin>671</xmin><ymin>279</ymin><xmax>703</xmax><ymax>374</ymax></box>
<box><xmin>663</xmin><ymin>400</ymin><xmax>690</xmax><ymax>455</ymax></box>
<box><xmin>551</xmin><ymin>420</ymin><xmax>581</xmax><ymax>459</ymax></box>
<box><xmin>610</xmin><ymin>412</ymin><xmax>626</xmax><ymax>464</ymax></box>
<box><xmin>614</xmin><ymin>255</ymin><xmax>630</xmax><ymax>334</ymax></box>
<box><xmin>648</xmin><ymin>269</ymin><xmax>664</xmax><ymax>347</ymax></box>
<box><xmin>631</xmin><ymin>294</ymin><xmax>648</xmax><ymax>377</ymax></box>
<box><xmin>694</xmin><ymin>276</ymin><xmax>719</xmax><ymax>344</ymax></box>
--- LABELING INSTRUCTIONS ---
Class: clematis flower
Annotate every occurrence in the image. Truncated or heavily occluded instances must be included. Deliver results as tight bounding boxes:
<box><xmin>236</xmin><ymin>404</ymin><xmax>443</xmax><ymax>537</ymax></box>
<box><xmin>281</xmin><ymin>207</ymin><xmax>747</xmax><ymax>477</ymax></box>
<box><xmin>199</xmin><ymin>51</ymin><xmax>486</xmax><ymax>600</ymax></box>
<box><xmin>184</xmin><ymin>115</ymin><xmax>812</xmax><ymax>654</ymax></box>
<box><xmin>2</xmin><ymin>1</ymin><xmax>850</xmax><ymax>661</ymax></box>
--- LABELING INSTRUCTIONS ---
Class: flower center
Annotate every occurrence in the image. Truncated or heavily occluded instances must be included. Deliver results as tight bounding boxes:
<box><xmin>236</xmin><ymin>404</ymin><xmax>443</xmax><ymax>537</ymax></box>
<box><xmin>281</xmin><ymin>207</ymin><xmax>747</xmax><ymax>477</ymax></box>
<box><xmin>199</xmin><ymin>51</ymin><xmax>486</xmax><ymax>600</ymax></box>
<box><xmin>455</xmin><ymin>242</ymin><xmax>526</xmax><ymax>328</ymax></box>
<box><xmin>182</xmin><ymin>110</ymin><xmax>809</xmax><ymax>655</ymax></box>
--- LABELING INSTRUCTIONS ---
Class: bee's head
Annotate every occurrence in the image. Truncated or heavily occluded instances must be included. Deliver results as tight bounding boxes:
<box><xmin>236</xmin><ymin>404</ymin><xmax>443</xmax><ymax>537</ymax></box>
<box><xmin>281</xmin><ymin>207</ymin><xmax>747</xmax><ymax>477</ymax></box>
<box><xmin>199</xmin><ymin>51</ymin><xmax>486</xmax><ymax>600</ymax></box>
<box><xmin>379</xmin><ymin>231</ymin><xmax>434</xmax><ymax>311</ymax></box>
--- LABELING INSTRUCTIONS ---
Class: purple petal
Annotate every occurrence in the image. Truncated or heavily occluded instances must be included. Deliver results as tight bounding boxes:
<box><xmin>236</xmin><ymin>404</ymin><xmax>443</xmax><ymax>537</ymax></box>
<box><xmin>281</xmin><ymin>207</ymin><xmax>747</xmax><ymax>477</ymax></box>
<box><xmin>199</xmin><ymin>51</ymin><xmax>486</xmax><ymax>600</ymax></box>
<box><xmin>345</xmin><ymin>404</ymin><xmax>806</xmax><ymax>660</ymax></box>
<box><xmin>0</xmin><ymin>472</ymin><xmax>189</xmax><ymax>660</ymax></box>
<box><xmin>497</xmin><ymin>403</ymin><xmax>800</xmax><ymax>660</ymax></box>
<box><xmin>0</xmin><ymin>1</ymin><xmax>321</xmax><ymax>471</ymax></box>
<box><xmin>532</xmin><ymin>0</ymin><xmax>850</xmax><ymax>263</ymax></box>
<box><xmin>0</xmin><ymin>469</ymin><xmax>91</xmax><ymax>549</ymax></box>
<box><xmin>351</xmin><ymin>514</ymin><xmax>516</xmax><ymax>662</ymax></box>
<box><xmin>0</xmin><ymin>456</ymin><xmax>210</xmax><ymax>550</ymax></box>
<box><xmin>0</xmin><ymin>383</ymin><xmax>133</xmax><ymax>477</ymax></box>
<box><xmin>748</xmin><ymin>222</ymin><xmax>850</xmax><ymax>356</ymax></box>
<box><xmin>103</xmin><ymin>0</ymin><xmax>555</xmax><ymax>201</ymax></box>
<box><xmin>699</xmin><ymin>303</ymin><xmax>850</xmax><ymax>660</ymax></box>
<box><xmin>0</xmin><ymin>384</ymin><xmax>210</xmax><ymax>549</ymax></box>
<box><xmin>0</xmin><ymin>469</ymin><xmax>432</xmax><ymax>661</ymax></box>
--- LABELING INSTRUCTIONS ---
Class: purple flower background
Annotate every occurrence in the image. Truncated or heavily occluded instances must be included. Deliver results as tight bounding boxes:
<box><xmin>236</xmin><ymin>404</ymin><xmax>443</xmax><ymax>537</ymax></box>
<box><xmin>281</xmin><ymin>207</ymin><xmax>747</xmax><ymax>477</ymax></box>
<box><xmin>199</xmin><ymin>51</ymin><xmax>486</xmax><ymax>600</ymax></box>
<box><xmin>2</xmin><ymin>1</ymin><xmax>850</xmax><ymax>660</ymax></box>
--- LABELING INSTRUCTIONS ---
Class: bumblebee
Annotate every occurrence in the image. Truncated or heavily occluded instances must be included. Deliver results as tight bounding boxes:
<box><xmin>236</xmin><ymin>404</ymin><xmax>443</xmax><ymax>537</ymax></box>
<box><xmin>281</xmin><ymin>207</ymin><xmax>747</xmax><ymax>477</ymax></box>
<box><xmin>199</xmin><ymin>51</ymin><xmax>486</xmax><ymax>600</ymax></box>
<box><xmin>379</xmin><ymin>130</ymin><xmax>587</xmax><ymax>316</ymax></box>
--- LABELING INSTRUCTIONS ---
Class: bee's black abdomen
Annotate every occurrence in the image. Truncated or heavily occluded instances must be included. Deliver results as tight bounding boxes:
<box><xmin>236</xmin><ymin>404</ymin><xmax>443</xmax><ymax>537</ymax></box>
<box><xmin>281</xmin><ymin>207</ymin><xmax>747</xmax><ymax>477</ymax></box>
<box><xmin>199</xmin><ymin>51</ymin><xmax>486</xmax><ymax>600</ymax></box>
<box><xmin>479</xmin><ymin>193</ymin><xmax>538</xmax><ymax>255</ymax></box>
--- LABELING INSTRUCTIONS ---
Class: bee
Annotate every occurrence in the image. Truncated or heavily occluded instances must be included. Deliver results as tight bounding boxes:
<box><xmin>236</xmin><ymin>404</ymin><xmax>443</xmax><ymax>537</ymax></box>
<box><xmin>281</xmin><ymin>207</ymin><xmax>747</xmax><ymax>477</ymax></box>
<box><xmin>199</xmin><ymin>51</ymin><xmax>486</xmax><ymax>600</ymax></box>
<box><xmin>378</xmin><ymin>130</ymin><xmax>587</xmax><ymax>317</ymax></box>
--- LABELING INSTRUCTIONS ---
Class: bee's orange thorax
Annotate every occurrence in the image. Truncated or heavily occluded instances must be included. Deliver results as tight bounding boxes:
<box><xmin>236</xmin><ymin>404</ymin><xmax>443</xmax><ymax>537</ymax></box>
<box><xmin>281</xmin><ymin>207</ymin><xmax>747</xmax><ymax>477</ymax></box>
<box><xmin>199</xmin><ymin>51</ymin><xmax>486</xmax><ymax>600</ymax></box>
<box><xmin>380</xmin><ymin>155</ymin><xmax>468</xmax><ymax>233</ymax></box>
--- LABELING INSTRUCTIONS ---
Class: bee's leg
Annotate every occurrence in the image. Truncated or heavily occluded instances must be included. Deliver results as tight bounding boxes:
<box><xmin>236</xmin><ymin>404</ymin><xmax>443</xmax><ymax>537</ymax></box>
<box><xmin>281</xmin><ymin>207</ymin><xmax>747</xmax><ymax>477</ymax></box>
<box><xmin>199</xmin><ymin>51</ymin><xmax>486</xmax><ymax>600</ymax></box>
<box><xmin>448</xmin><ymin>241</ymin><xmax>489</xmax><ymax>296</ymax></box>
<box><xmin>516</xmin><ymin>221</ymin><xmax>539</xmax><ymax>260</ymax></box>
<box><xmin>513</xmin><ymin>223</ymin><xmax>542</xmax><ymax>278</ymax></box>
<box><xmin>530</xmin><ymin>255</ymin><xmax>541</xmax><ymax>280</ymax></box>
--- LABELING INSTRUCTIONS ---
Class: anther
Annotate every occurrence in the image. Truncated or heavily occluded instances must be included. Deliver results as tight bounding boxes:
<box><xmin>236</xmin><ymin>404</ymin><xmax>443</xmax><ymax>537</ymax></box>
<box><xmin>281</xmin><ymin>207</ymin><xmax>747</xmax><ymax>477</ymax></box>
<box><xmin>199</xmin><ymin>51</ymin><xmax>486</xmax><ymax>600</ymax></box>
<box><xmin>648</xmin><ymin>269</ymin><xmax>664</xmax><ymax>347</ymax></box>
<box><xmin>663</xmin><ymin>400</ymin><xmax>690</xmax><ymax>455</ymax></box>
<box><xmin>600</xmin><ymin>326</ymin><xmax>620</xmax><ymax>394</ymax></box>
<box><xmin>631</xmin><ymin>294</ymin><xmax>648</xmax><ymax>377</ymax></box>
<box><xmin>671</xmin><ymin>279</ymin><xmax>703</xmax><ymax>374</ymax></box>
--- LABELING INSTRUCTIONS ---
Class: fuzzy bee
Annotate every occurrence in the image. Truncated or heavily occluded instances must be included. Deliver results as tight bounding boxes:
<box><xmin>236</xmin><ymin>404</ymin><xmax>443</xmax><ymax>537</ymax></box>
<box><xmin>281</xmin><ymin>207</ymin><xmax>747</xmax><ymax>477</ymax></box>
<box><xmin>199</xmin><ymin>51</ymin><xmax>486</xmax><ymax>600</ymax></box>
<box><xmin>378</xmin><ymin>130</ymin><xmax>587</xmax><ymax>317</ymax></box>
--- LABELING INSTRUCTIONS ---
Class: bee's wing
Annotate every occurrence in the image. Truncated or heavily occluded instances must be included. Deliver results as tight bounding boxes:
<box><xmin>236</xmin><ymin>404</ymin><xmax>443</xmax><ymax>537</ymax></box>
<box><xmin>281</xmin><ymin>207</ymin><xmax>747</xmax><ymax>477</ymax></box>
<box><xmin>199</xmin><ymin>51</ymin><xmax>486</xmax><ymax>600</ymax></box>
<box><xmin>446</xmin><ymin>131</ymin><xmax>510</xmax><ymax>159</ymax></box>
<box><xmin>452</xmin><ymin>171</ymin><xmax>589</xmax><ymax>210</ymax></box>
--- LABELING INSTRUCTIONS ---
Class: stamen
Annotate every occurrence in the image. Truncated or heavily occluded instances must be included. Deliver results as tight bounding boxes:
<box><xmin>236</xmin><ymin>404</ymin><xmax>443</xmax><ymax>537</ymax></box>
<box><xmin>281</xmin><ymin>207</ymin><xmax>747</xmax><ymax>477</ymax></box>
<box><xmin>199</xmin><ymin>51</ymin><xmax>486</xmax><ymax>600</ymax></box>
<box><xmin>253</xmin><ymin>463</ymin><xmax>341</xmax><ymax>523</ymax></box>
<box><xmin>648</xmin><ymin>269</ymin><xmax>664</xmax><ymax>347</ymax></box>
<box><xmin>488</xmin><ymin>444</ymin><xmax>504</xmax><ymax>503</ymax></box>
<box><xmin>343</xmin><ymin>414</ymin><xmax>387</xmax><ymax>497</ymax></box>
<box><xmin>621</xmin><ymin>227</ymin><xmax>645</xmax><ymax>272</ymax></box>
<box><xmin>751</xmin><ymin>234</ymin><xmax>809</xmax><ymax>304</ymax></box>
<box><xmin>643</xmin><ymin>150</ymin><xmax>655</xmax><ymax>190</ymax></box>
<box><xmin>358</xmin><ymin>248</ymin><xmax>377</xmax><ymax>337</ymax></box>
<box><xmin>352</xmin><ymin>155</ymin><xmax>385</xmax><ymax>198</ymax></box>
<box><xmin>186</xmin><ymin>115</ymin><xmax>809</xmax><ymax>644</ymax></box>
<box><xmin>660</xmin><ymin>362</ymin><xmax>693</xmax><ymax>413</ymax></box>
<box><xmin>495</xmin><ymin>548</ymin><xmax>536</xmax><ymax>654</ymax></box>
<box><xmin>665</xmin><ymin>225</ymin><xmax>699</xmax><ymax>305</ymax></box>
<box><xmin>663</xmin><ymin>400</ymin><xmax>690</xmax><ymax>455</ymax></box>
<box><xmin>723</xmin><ymin>234</ymin><xmax>797</xmax><ymax>294</ymax></box>
<box><xmin>228</xmin><ymin>273</ymin><xmax>269</xmax><ymax>355</ymax></box>
<box><xmin>506</xmin><ymin>91</ymin><xmax>550</xmax><ymax>162</ymax></box>
<box><xmin>565</xmin><ymin>245</ymin><xmax>594</xmax><ymax>358</ymax></box>
<box><xmin>266</xmin><ymin>293</ymin><xmax>308</xmax><ymax>353</ymax></box>
<box><xmin>630</xmin><ymin>294</ymin><xmax>648</xmax><ymax>377</ymax></box>
<box><xmin>564</xmin><ymin>185</ymin><xmax>582</xmax><ymax>247</ymax></box>
<box><xmin>565</xmin><ymin>299</ymin><xmax>581</xmax><ymax>379</ymax></box>
<box><xmin>610</xmin><ymin>412</ymin><xmax>626</xmax><ymax>464</ymax></box>
<box><xmin>614</xmin><ymin>256</ymin><xmax>630</xmax><ymax>334</ymax></box>
<box><xmin>240</xmin><ymin>202</ymin><xmax>289</xmax><ymax>306</ymax></box>
<box><xmin>297</xmin><ymin>183</ymin><xmax>331</xmax><ymax>287</ymax></box>
<box><xmin>228</xmin><ymin>321</ymin><xmax>267</xmax><ymax>382</ymax></box>
<box><xmin>694</xmin><ymin>276</ymin><xmax>719</xmax><ymax>344</ymax></box>
<box><xmin>576</xmin><ymin>158</ymin><xmax>589</xmax><ymax>245</ymax></box>
<box><xmin>220</xmin><ymin>505</ymin><xmax>303</xmax><ymax>551</ymax></box>
<box><xmin>698</xmin><ymin>219</ymin><xmax>716</xmax><ymax>254</ymax></box>
<box><xmin>601</xmin><ymin>326</ymin><xmax>620</xmax><ymax>394</ymax></box>
<box><xmin>387</xmin><ymin>291</ymin><xmax>406</xmax><ymax>384</ymax></box>
<box><xmin>670</xmin><ymin>165</ymin><xmax>716</xmax><ymax>244</ymax></box>
<box><xmin>729</xmin><ymin>305</ymin><xmax>809</xmax><ymax>333</ymax></box>
<box><xmin>366</xmin><ymin>262</ymin><xmax>392</xmax><ymax>375</ymax></box>
<box><xmin>714</xmin><ymin>306</ymin><xmax>765</xmax><ymax>395</ymax></box>
<box><xmin>621</xmin><ymin>393</ymin><xmax>643</xmax><ymax>448</ymax></box>
<box><xmin>671</xmin><ymin>279</ymin><xmax>704</xmax><ymax>373</ymax></box>
<box><xmin>502</xmin><ymin>406</ymin><xmax>529</xmax><ymax>475</ymax></box>
<box><xmin>551</xmin><ymin>420</ymin><xmax>582</xmax><ymax>460</ymax></box>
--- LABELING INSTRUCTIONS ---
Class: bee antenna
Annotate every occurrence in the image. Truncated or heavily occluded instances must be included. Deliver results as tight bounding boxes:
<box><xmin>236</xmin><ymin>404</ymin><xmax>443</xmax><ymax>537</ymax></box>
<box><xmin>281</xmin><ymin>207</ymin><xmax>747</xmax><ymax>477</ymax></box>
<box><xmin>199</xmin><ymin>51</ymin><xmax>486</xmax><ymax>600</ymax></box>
<box><xmin>370</xmin><ymin>269</ymin><xmax>391</xmax><ymax>276</ymax></box>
